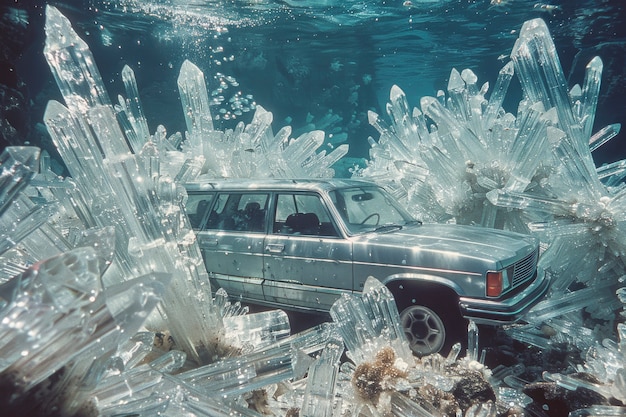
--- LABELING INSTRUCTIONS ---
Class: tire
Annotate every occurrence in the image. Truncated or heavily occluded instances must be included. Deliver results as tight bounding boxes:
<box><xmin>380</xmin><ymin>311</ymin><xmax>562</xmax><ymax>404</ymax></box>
<box><xmin>399</xmin><ymin>305</ymin><xmax>447</xmax><ymax>356</ymax></box>
<box><xmin>396</xmin><ymin>291</ymin><xmax>467</xmax><ymax>357</ymax></box>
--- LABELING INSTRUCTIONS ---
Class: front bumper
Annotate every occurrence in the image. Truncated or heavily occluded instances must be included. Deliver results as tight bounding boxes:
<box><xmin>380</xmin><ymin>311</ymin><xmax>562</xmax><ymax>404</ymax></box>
<box><xmin>458</xmin><ymin>266</ymin><xmax>550</xmax><ymax>325</ymax></box>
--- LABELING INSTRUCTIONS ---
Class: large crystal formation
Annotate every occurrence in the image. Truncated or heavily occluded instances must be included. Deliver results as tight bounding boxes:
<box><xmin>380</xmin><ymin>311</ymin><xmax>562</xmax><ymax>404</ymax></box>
<box><xmin>1</xmin><ymin>5</ymin><xmax>626</xmax><ymax>417</ymax></box>
<box><xmin>176</xmin><ymin>58</ymin><xmax>348</xmax><ymax>179</ymax></box>
<box><xmin>359</xmin><ymin>16</ymin><xmax>626</xmax><ymax>355</ymax></box>
<box><xmin>42</xmin><ymin>5</ymin><xmax>224</xmax><ymax>365</ymax></box>
<box><xmin>0</xmin><ymin>198</ymin><xmax>171</xmax><ymax>415</ymax></box>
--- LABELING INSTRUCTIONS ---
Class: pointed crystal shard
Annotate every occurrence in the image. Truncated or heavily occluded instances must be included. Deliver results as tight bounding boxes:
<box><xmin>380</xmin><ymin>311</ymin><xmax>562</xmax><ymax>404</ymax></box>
<box><xmin>149</xmin><ymin>349</ymin><xmax>187</xmax><ymax>373</ymax></box>
<box><xmin>121</xmin><ymin>65</ymin><xmax>151</xmax><ymax>153</ymax></box>
<box><xmin>0</xmin><ymin>147</ymin><xmax>40</xmax><ymax>217</ymax></box>
<box><xmin>44</xmin><ymin>100</ymin><xmax>107</xmax><ymax>189</ymax></box>
<box><xmin>368</xmin><ymin>109</ymin><xmax>411</xmax><ymax>157</ymax></box>
<box><xmin>314</xmin><ymin>144</ymin><xmax>349</xmax><ymax>176</ymax></box>
<box><xmin>483</xmin><ymin>62</ymin><xmax>514</xmax><ymax>129</ymax></box>
<box><xmin>461</xmin><ymin>68</ymin><xmax>479</xmax><ymax>95</ymax></box>
<box><xmin>598</xmin><ymin>159</ymin><xmax>626</xmax><ymax>187</ymax></box>
<box><xmin>361</xmin><ymin>277</ymin><xmax>414</xmax><ymax>364</ymax></box>
<box><xmin>115</xmin><ymin>332</ymin><xmax>156</xmax><ymax>369</ymax></box>
<box><xmin>177</xmin><ymin>60</ymin><xmax>214</xmax><ymax>148</ymax></box>
<box><xmin>589</xmin><ymin>123</ymin><xmax>621</xmax><ymax>153</ymax></box>
<box><xmin>179</xmin><ymin>343</ymin><xmax>295</xmax><ymax>396</ymax></box>
<box><xmin>511</xmin><ymin>18</ymin><xmax>602</xmax><ymax>194</ymax></box>
<box><xmin>247</xmin><ymin>105</ymin><xmax>274</xmax><ymax>160</ymax></box>
<box><xmin>26</xmin><ymin>246</ymin><xmax>103</xmax><ymax>313</ymax></box>
<box><xmin>0</xmin><ymin>248</ymin><xmax>124</xmax><ymax>390</ymax></box>
<box><xmin>447</xmin><ymin>68</ymin><xmax>468</xmax><ymax>121</ymax></box>
<box><xmin>504</xmin><ymin>102</ymin><xmax>550</xmax><ymax>192</ymax></box>
<box><xmin>387</xmin><ymin>85</ymin><xmax>417</xmax><ymax>150</ymax></box>
<box><xmin>447</xmin><ymin>68</ymin><xmax>464</xmax><ymax>92</ymax></box>
<box><xmin>420</xmin><ymin>95</ymin><xmax>484</xmax><ymax>163</ymax></box>
<box><xmin>301</xmin><ymin>335</ymin><xmax>343</xmax><ymax>417</ymax></box>
<box><xmin>43</xmin><ymin>6</ymin><xmax>110</xmax><ymax>113</ymax></box>
<box><xmin>580</xmin><ymin>56</ymin><xmax>603</xmax><ymax>140</ymax></box>
<box><xmin>282</xmin><ymin>130</ymin><xmax>325</xmax><ymax>174</ymax></box>
<box><xmin>487</xmin><ymin>188</ymin><xmax>575</xmax><ymax>216</ymax></box>
<box><xmin>466</xmin><ymin>320</ymin><xmax>479</xmax><ymax>361</ymax></box>
<box><xmin>222</xmin><ymin>309</ymin><xmax>291</xmax><ymax>352</ymax></box>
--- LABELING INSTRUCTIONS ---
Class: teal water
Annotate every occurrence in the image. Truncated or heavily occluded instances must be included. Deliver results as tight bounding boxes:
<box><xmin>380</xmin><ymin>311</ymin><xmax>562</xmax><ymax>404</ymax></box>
<box><xmin>2</xmin><ymin>0</ymin><xmax>625</xmax><ymax>169</ymax></box>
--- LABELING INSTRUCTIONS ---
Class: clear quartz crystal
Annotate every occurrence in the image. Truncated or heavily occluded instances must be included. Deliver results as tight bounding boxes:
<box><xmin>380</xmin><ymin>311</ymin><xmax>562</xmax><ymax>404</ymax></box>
<box><xmin>0</xmin><ymin>147</ymin><xmax>41</xmax><ymax>217</ymax></box>
<box><xmin>222</xmin><ymin>309</ymin><xmax>291</xmax><ymax>352</ymax></box>
<box><xmin>330</xmin><ymin>277</ymin><xmax>414</xmax><ymax>366</ymax></box>
<box><xmin>121</xmin><ymin>65</ymin><xmax>151</xmax><ymax>152</ymax></box>
<box><xmin>504</xmin><ymin>102</ymin><xmax>550</xmax><ymax>192</ymax></box>
<box><xmin>483</xmin><ymin>62</ymin><xmax>514</xmax><ymax>129</ymax></box>
<box><xmin>580</xmin><ymin>56</ymin><xmax>603</xmax><ymax>141</ymax></box>
<box><xmin>526</xmin><ymin>281</ymin><xmax>616</xmax><ymax>323</ymax></box>
<box><xmin>41</xmin><ymin>6</ymin><xmax>235</xmax><ymax>368</ymax></box>
<box><xmin>43</xmin><ymin>6</ymin><xmax>111</xmax><ymax>114</ymax></box>
<box><xmin>467</xmin><ymin>320</ymin><xmax>479</xmax><ymax>361</ymax></box>
<box><xmin>0</xmin><ymin>194</ymin><xmax>57</xmax><ymax>258</ymax></box>
<box><xmin>177</xmin><ymin>60</ymin><xmax>214</xmax><ymax>148</ymax></box>
<box><xmin>589</xmin><ymin>123</ymin><xmax>621</xmax><ymax>152</ymax></box>
<box><xmin>511</xmin><ymin>18</ymin><xmax>603</xmax><ymax>196</ymax></box>
<box><xmin>0</xmin><ymin>244</ymin><xmax>169</xmax><ymax>394</ymax></box>
<box><xmin>301</xmin><ymin>335</ymin><xmax>343</xmax><ymax>417</ymax></box>
<box><xmin>389</xmin><ymin>391</ymin><xmax>439</xmax><ymax>417</ymax></box>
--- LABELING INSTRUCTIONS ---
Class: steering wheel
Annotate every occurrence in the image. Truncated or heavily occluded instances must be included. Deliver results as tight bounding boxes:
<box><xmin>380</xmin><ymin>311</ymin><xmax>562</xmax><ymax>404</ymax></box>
<box><xmin>360</xmin><ymin>213</ymin><xmax>380</xmax><ymax>225</ymax></box>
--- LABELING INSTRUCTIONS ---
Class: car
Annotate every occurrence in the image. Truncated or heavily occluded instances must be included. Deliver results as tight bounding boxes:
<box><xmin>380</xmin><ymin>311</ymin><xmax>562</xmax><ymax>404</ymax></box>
<box><xmin>184</xmin><ymin>178</ymin><xmax>549</xmax><ymax>356</ymax></box>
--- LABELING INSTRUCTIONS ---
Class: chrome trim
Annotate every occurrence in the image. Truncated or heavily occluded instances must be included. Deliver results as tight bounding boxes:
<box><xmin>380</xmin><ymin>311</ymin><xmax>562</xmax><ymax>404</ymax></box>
<box><xmin>353</xmin><ymin>260</ymin><xmax>482</xmax><ymax>277</ymax></box>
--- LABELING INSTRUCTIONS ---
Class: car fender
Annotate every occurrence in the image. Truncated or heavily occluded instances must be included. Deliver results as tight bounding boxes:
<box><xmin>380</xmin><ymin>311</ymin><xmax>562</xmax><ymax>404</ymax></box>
<box><xmin>378</xmin><ymin>272</ymin><xmax>464</xmax><ymax>298</ymax></box>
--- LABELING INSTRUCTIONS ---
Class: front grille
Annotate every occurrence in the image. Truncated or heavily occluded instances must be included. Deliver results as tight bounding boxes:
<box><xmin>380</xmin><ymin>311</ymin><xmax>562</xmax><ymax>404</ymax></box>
<box><xmin>512</xmin><ymin>247</ymin><xmax>538</xmax><ymax>287</ymax></box>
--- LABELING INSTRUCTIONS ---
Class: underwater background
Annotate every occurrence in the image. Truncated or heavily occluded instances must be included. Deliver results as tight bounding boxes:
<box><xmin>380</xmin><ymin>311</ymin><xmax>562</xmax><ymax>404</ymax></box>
<box><xmin>1</xmin><ymin>0</ymin><xmax>624</xmax><ymax>175</ymax></box>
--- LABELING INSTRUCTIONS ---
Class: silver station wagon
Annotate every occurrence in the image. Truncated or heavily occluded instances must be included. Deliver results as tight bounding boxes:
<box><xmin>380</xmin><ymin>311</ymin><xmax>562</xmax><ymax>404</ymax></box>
<box><xmin>185</xmin><ymin>178</ymin><xmax>549</xmax><ymax>356</ymax></box>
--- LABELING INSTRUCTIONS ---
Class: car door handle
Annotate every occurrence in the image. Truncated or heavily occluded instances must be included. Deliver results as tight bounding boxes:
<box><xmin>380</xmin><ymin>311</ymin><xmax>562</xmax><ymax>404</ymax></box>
<box><xmin>198</xmin><ymin>237</ymin><xmax>219</xmax><ymax>247</ymax></box>
<box><xmin>265</xmin><ymin>243</ymin><xmax>285</xmax><ymax>253</ymax></box>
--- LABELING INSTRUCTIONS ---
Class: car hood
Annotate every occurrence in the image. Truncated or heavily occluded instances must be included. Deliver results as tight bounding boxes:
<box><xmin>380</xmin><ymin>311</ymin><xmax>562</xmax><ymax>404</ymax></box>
<box><xmin>351</xmin><ymin>223</ymin><xmax>538</xmax><ymax>271</ymax></box>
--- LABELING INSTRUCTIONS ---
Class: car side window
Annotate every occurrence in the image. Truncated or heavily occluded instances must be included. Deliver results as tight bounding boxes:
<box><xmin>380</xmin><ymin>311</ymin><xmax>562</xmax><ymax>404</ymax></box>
<box><xmin>186</xmin><ymin>193</ymin><xmax>215</xmax><ymax>230</ymax></box>
<box><xmin>273</xmin><ymin>193</ymin><xmax>338</xmax><ymax>237</ymax></box>
<box><xmin>205</xmin><ymin>193</ymin><xmax>269</xmax><ymax>232</ymax></box>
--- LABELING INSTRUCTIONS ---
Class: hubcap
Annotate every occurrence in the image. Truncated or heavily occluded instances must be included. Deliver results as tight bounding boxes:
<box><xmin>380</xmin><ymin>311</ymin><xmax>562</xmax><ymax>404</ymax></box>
<box><xmin>400</xmin><ymin>305</ymin><xmax>446</xmax><ymax>356</ymax></box>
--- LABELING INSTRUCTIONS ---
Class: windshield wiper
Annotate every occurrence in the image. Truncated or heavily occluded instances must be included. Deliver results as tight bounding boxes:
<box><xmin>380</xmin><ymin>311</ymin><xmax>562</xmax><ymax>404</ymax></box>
<box><xmin>372</xmin><ymin>224</ymin><xmax>404</xmax><ymax>233</ymax></box>
<box><xmin>406</xmin><ymin>220</ymin><xmax>423</xmax><ymax>226</ymax></box>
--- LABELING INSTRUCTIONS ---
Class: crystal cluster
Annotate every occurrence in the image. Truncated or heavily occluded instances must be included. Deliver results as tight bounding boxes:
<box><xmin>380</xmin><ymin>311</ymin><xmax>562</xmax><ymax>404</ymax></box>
<box><xmin>1</xmin><ymin>4</ymin><xmax>626</xmax><ymax>417</ymax></box>
<box><xmin>358</xmin><ymin>17</ymin><xmax>625</xmax><ymax>365</ymax></box>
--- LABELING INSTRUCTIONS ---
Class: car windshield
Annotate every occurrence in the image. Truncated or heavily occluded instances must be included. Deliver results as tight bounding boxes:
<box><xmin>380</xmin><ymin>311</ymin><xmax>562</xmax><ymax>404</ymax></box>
<box><xmin>329</xmin><ymin>186</ymin><xmax>419</xmax><ymax>235</ymax></box>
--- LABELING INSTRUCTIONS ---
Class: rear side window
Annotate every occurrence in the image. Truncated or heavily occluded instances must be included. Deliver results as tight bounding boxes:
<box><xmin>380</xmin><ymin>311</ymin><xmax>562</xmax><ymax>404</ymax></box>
<box><xmin>273</xmin><ymin>193</ymin><xmax>338</xmax><ymax>237</ymax></box>
<box><xmin>186</xmin><ymin>193</ymin><xmax>215</xmax><ymax>230</ymax></box>
<box><xmin>205</xmin><ymin>193</ymin><xmax>269</xmax><ymax>232</ymax></box>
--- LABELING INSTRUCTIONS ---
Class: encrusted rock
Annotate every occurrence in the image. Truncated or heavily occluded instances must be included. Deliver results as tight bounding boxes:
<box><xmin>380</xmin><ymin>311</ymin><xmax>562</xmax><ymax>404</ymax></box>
<box><xmin>523</xmin><ymin>373</ymin><xmax>612</xmax><ymax>417</ymax></box>
<box><xmin>352</xmin><ymin>347</ymin><xmax>409</xmax><ymax>404</ymax></box>
<box><xmin>449</xmin><ymin>364</ymin><xmax>497</xmax><ymax>412</ymax></box>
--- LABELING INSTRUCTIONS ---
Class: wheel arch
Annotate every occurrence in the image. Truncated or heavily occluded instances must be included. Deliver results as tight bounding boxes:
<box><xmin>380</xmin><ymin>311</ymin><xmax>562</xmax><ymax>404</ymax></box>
<box><xmin>382</xmin><ymin>273</ymin><xmax>468</xmax><ymax>356</ymax></box>
<box><xmin>379</xmin><ymin>273</ymin><xmax>464</xmax><ymax>311</ymax></box>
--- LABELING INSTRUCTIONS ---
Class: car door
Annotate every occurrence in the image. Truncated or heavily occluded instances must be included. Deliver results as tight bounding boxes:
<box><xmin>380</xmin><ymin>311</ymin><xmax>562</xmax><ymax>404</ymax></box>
<box><xmin>263</xmin><ymin>192</ymin><xmax>353</xmax><ymax>312</ymax></box>
<box><xmin>194</xmin><ymin>191</ymin><xmax>269</xmax><ymax>303</ymax></box>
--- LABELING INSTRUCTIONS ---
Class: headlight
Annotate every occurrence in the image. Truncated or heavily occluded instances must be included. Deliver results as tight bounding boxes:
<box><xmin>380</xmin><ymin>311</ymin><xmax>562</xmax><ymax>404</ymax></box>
<box><xmin>486</xmin><ymin>271</ymin><xmax>503</xmax><ymax>297</ymax></box>
<box><xmin>486</xmin><ymin>266</ymin><xmax>513</xmax><ymax>297</ymax></box>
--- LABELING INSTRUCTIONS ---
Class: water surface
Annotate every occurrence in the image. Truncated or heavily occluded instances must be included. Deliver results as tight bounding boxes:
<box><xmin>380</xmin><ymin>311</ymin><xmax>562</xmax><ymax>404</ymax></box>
<box><xmin>2</xmin><ymin>0</ymin><xmax>625</xmax><ymax>169</ymax></box>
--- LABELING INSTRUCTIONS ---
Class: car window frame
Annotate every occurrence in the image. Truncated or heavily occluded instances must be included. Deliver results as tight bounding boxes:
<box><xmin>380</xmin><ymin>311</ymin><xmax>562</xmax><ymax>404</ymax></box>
<box><xmin>203</xmin><ymin>191</ymin><xmax>270</xmax><ymax>233</ymax></box>
<box><xmin>186</xmin><ymin>192</ymin><xmax>217</xmax><ymax>230</ymax></box>
<box><xmin>270</xmin><ymin>191</ymin><xmax>342</xmax><ymax>238</ymax></box>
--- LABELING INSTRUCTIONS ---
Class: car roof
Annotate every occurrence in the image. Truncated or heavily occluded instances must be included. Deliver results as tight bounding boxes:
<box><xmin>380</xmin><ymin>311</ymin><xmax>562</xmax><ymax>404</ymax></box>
<box><xmin>184</xmin><ymin>177</ymin><xmax>377</xmax><ymax>193</ymax></box>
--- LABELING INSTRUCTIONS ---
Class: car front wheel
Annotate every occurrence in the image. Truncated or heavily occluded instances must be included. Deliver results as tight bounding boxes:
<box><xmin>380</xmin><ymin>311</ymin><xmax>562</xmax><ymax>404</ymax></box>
<box><xmin>399</xmin><ymin>305</ymin><xmax>447</xmax><ymax>356</ymax></box>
